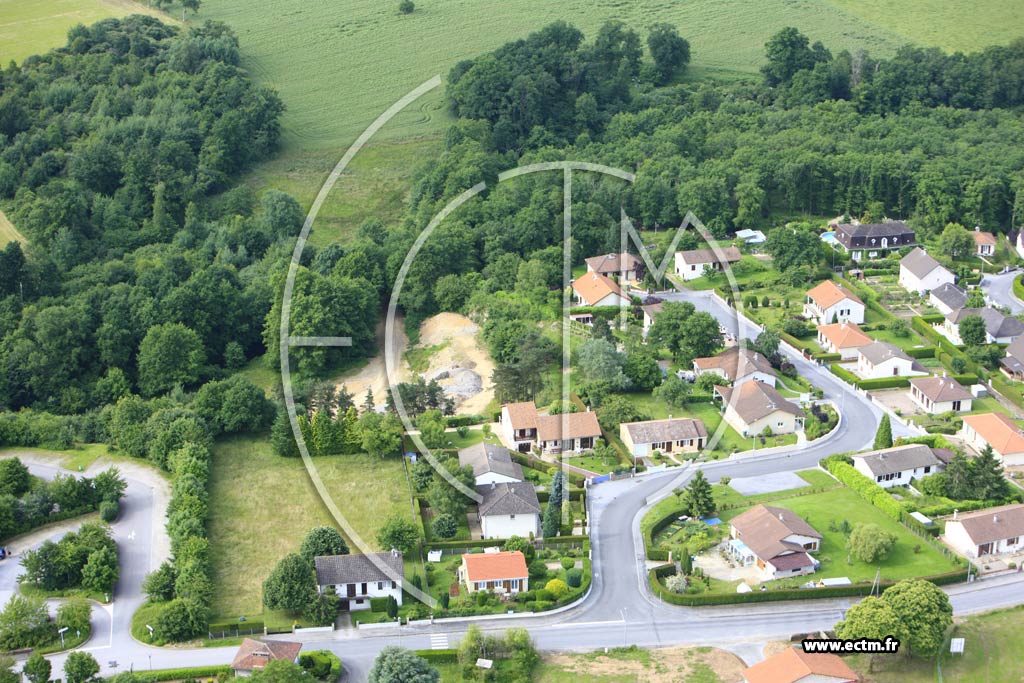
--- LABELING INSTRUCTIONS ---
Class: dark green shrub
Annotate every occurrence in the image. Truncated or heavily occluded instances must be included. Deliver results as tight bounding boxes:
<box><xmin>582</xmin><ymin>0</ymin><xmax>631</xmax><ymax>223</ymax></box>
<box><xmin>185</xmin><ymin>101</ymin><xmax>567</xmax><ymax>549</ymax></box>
<box><xmin>100</xmin><ymin>500</ymin><xmax>119</xmax><ymax>522</ymax></box>
<box><xmin>566</xmin><ymin>568</ymin><xmax>582</xmax><ymax>588</ymax></box>
<box><xmin>560</xmin><ymin>557</ymin><xmax>575</xmax><ymax>570</ymax></box>
<box><xmin>369</xmin><ymin>597</ymin><xmax>388</xmax><ymax>612</ymax></box>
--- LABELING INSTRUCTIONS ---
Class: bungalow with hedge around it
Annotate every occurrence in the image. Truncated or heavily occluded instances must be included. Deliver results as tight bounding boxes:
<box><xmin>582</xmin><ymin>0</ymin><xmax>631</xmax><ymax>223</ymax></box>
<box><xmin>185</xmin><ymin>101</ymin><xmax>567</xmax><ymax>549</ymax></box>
<box><xmin>908</xmin><ymin>376</ymin><xmax>973</xmax><ymax>414</ymax></box>
<box><xmin>458</xmin><ymin>442</ymin><xmax>524</xmax><ymax>486</ymax></box>
<box><xmin>945</xmin><ymin>504</ymin><xmax>1024</xmax><ymax>559</ymax></box>
<box><xmin>728</xmin><ymin>504</ymin><xmax>821</xmax><ymax>581</ymax></box>
<box><xmin>313</xmin><ymin>550</ymin><xmax>404</xmax><ymax>612</ymax></box>
<box><xmin>960</xmin><ymin>413</ymin><xmax>1024</xmax><ymax>466</ymax></box>
<box><xmin>898</xmin><ymin>247</ymin><xmax>954</xmax><ymax>296</ymax></box>
<box><xmin>459</xmin><ymin>550</ymin><xmax>529</xmax><ymax>595</ymax></box>
<box><xmin>851</xmin><ymin>443</ymin><xmax>950</xmax><ymax>489</ymax></box>
<box><xmin>619</xmin><ymin>417</ymin><xmax>708</xmax><ymax>458</ymax></box>
<box><xmin>476</xmin><ymin>481</ymin><xmax>541</xmax><ymax>540</ymax></box>
<box><xmin>816</xmin><ymin>322</ymin><xmax>872</xmax><ymax>360</ymax></box>
<box><xmin>232</xmin><ymin>638</ymin><xmax>302</xmax><ymax>677</ymax></box>
<box><xmin>855</xmin><ymin>341</ymin><xmax>927</xmax><ymax>380</ymax></box>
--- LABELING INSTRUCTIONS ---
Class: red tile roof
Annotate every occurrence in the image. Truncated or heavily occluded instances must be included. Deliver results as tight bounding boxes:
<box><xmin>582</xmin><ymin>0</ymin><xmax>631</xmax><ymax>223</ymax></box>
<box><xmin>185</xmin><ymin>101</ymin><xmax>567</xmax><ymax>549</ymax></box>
<box><xmin>461</xmin><ymin>551</ymin><xmax>528</xmax><ymax>582</ymax></box>
<box><xmin>742</xmin><ymin>647</ymin><xmax>858</xmax><ymax>683</ymax></box>
<box><xmin>231</xmin><ymin>638</ymin><xmax>302</xmax><ymax>672</ymax></box>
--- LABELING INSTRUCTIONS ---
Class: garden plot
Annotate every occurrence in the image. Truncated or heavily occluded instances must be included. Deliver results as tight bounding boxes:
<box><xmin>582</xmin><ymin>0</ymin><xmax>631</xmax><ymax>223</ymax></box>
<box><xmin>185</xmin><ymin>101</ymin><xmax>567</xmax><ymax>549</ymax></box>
<box><xmin>728</xmin><ymin>471</ymin><xmax>808</xmax><ymax>496</ymax></box>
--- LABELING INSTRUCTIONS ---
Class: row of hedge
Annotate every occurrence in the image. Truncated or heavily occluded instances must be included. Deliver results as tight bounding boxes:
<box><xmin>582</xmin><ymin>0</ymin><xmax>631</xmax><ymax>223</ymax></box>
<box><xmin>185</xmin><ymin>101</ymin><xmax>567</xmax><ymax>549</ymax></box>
<box><xmin>1013</xmin><ymin>273</ymin><xmax>1024</xmax><ymax>302</ymax></box>
<box><xmin>132</xmin><ymin>666</ymin><xmax>232</xmax><ymax>682</ymax></box>
<box><xmin>828</xmin><ymin>363</ymin><xmax>975</xmax><ymax>390</ymax></box>
<box><xmin>648</xmin><ymin>564</ymin><xmax>969</xmax><ymax>606</ymax></box>
<box><xmin>822</xmin><ymin>459</ymin><xmax>904</xmax><ymax>520</ymax></box>
<box><xmin>416</xmin><ymin>649</ymin><xmax>459</xmax><ymax>664</ymax></box>
<box><xmin>425</xmin><ymin>535</ymin><xmax>590</xmax><ymax>552</ymax></box>
<box><xmin>510</xmin><ymin>451</ymin><xmax>586</xmax><ymax>487</ymax></box>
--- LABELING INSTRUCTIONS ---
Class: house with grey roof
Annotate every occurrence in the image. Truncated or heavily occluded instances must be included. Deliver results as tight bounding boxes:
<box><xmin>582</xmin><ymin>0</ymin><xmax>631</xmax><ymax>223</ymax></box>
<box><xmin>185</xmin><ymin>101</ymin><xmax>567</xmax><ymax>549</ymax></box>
<box><xmin>585</xmin><ymin>252</ymin><xmax>644</xmax><ymax>281</ymax></box>
<box><xmin>909</xmin><ymin>376</ymin><xmax>973</xmax><ymax>414</ymax></box>
<box><xmin>619</xmin><ymin>417</ymin><xmax>708</xmax><ymax>458</ymax></box>
<box><xmin>1000</xmin><ymin>336</ymin><xmax>1024</xmax><ymax>380</ymax></box>
<box><xmin>899</xmin><ymin>247</ymin><xmax>954</xmax><ymax>295</ymax></box>
<box><xmin>314</xmin><ymin>550</ymin><xmax>404</xmax><ymax>611</ymax></box>
<box><xmin>476</xmin><ymin>481</ymin><xmax>541</xmax><ymax>540</ymax></box>
<box><xmin>728</xmin><ymin>504</ymin><xmax>822</xmax><ymax>580</ymax></box>
<box><xmin>833</xmin><ymin>220</ymin><xmax>916</xmax><ymax>261</ymax></box>
<box><xmin>929</xmin><ymin>282</ymin><xmax>968</xmax><ymax>315</ymax></box>
<box><xmin>943</xmin><ymin>307</ymin><xmax>1024</xmax><ymax>344</ymax></box>
<box><xmin>693</xmin><ymin>346</ymin><xmax>777</xmax><ymax>387</ymax></box>
<box><xmin>855</xmin><ymin>341</ymin><xmax>928</xmax><ymax>379</ymax></box>
<box><xmin>715</xmin><ymin>381</ymin><xmax>805</xmax><ymax>437</ymax></box>
<box><xmin>458</xmin><ymin>442</ymin><xmax>524</xmax><ymax>486</ymax></box>
<box><xmin>945</xmin><ymin>504</ymin><xmax>1024</xmax><ymax>558</ymax></box>
<box><xmin>852</xmin><ymin>444</ymin><xmax>949</xmax><ymax>488</ymax></box>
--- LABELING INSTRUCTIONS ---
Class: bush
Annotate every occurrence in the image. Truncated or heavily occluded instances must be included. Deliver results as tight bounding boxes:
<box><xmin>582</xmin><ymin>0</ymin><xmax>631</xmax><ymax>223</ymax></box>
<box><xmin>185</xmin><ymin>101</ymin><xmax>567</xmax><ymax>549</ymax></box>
<box><xmin>545</xmin><ymin>578</ymin><xmax>569</xmax><ymax>600</ymax></box>
<box><xmin>431</xmin><ymin>513</ymin><xmax>458</xmax><ymax>539</ymax></box>
<box><xmin>299</xmin><ymin>650</ymin><xmax>342</xmax><ymax>680</ymax></box>
<box><xmin>534</xmin><ymin>588</ymin><xmax>554</xmax><ymax>601</ymax></box>
<box><xmin>560</xmin><ymin>557</ymin><xmax>575</xmax><ymax>570</ymax></box>
<box><xmin>99</xmin><ymin>500</ymin><xmax>119</xmax><ymax>523</ymax></box>
<box><xmin>369</xmin><ymin>597</ymin><xmax>389</xmax><ymax>613</ymax></box>
<box><xmin>566</xmin><ymin>568</ymin><xmax>583</xmax><ymax>588</ymax></box>
<box><xmin>528</xmin><ymin>560</ymin><xmax>549</xmax><ymax>581</ymax></box>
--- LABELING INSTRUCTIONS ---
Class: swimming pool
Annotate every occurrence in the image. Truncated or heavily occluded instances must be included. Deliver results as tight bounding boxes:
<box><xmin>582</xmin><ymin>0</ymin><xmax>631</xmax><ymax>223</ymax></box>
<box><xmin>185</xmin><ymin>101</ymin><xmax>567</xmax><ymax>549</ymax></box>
<box><xmin>820</xmin><ymin>231</ymin><xmax>838</xmax><ymax>244</ymax></box>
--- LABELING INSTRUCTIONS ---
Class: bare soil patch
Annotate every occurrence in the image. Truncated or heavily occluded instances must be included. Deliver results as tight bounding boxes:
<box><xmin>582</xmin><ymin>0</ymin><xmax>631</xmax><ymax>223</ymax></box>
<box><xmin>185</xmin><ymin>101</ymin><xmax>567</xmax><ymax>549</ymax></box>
<box><xmin>543</xmin><ymin>645</ymin><xmax>745</xmax><ymax>682</ymax></box>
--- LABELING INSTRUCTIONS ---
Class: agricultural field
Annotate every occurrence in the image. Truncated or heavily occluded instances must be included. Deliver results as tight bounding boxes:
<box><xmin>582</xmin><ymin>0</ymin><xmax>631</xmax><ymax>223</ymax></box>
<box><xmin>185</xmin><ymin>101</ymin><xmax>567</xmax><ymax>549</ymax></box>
<box><xmin>206</xmin><ymin>434</ymin><xmax>415</xmax><ymax>618</ymax></box>
<box><xmin>0</xmin><ymin>0</ymin><xmax>176</xmax><ymax>64</ymax></box>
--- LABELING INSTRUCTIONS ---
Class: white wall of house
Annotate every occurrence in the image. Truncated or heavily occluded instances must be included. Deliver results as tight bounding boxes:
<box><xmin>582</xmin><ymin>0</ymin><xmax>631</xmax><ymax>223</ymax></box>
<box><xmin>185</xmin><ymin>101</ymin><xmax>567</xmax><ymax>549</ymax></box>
<box><xmin>977</xmin><ymin>243</ymin><xmax>995</xmax><ymax>256</ymax></box>
<box><xmin>929</xmin><ymin>292</ymin><xmax>958</xmax><ymax>316</ymax></box>
<box><xmin>500</xmin><ymin>407</ymin><xmax>535</xmax><ymax>453</ymax></box>
<box><xmin>734</xmin><ymin>371</ymin><xmax>778</xmax><ymax>388</ymax></box>
<box><xmin>803</xmin><ymin>299</ymin><xmax>865</xmax><ymax>325</ymax></box>
<box><xmin>480</xmin><ymin>512</ymin><xmax>540</xmax><ymax>540</ymax></box>
<box><xmin>539</xmin><ymin>436</ymin><xmax>596</xmax><ymax>454</ymax></box>
<box><xmin>960</xmin><ymin>423</ymin><xmax>1024</xmax><ymax>466</ymax></box>
<box><xmin>856</xmin><ymin>355</ymin><xmax>921</xmax><ymax>379</ymax></box>
<box><xmin>853</xmin><ymin>460</ymin><xmax>943</xmax><ymax>489</ymax></box>
<box><xmin>899</xmin><ymin>265</ymin><xmax>954</xmax><ymax>295</ymax></box>
<box><xmin>459</xmin><ymin>573</ymin><xmax>529</xmax><ymax>595</ymax></box>
<box><xmin>576</xmin><ymin>291</ymin><xmax>629</xmax><ymax>307</ymax></box>
<box><xmin>674</xmin><ymin>254</ymin><xmax>715</xmax><ymax>280</ymax></box>
<box><xmin>817</xmin><ymin>332</ymin><xmax>864</xmax><ymax>360</ymax></box>
<box><xmin>945</xmin><ymin>523</ymin><xmax>1024</xmax><ymax>559</ymax></box>
<box><xmin>321</xmin><ymin>580</ymin><xmax>403</xmax><ymax>611</ymax></box>
<box><xmin>620</xmin><ymin>434</ymin><xmax>704</xmax><ymax>458</ymax></box>
<box><xmin>909</xmin><ymin>390</ymin><xmax>972</xmax><ymax>415</ymax></box>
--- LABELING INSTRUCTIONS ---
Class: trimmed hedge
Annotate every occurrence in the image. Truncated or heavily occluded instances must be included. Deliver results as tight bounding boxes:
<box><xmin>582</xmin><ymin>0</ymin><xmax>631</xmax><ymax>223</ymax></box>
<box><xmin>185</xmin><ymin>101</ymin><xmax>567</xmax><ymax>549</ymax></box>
<box><xmin>813</xmin><ymin>352</ymin><xmax>842</xmax><ymax>362</ymax></box>
<box><xmin>445</xmin><ymin>415</ymin><xmax>486</xmax><ymax>428</ymax></box>
<box><xmin>1014</xmin><ymin>274</ymin><xmax>1024</xmax><ymax>302</ymax></box>
<box><xmin>133</xmin><ymin>666</ymin><xmax>232</xmax><ymax>682</ymax></box>
<box><xmin>822</xmin><ymin>460</ymin><xmax>904</xmax><ymax>521</ymax></box>
<box><xmin>208</xmin><ymin>620</ymin><xmax>264</xmax><ymax>634</ymax></box>
<box><xmin>649</xmin><ymin>566</ymin><xmax>969</xmax><ymax>606</ymax></box>
<box><xmin>856</xmin><ymin>376</ymin><xmax>910</xmax><ymax>390</ymax></box>
<box><xmin>426</xmin><ymin>535</ymin><xmax>589</xmax><ymax>551</ymax></box>
<box><xmin>906</xmin><ymin>346</ymin><xmax>937</xmax><ymax>359</ymax></box>
<box><xmin>416</xmin><ymin>649</ymin><xmax>459</xmax><ymax>663</ymax></box>
<box><xmin>829</xmin><ymin>363</ymin><xmax>859</xmax><ymax>386</ymax></box>
<box><xmin>369</xmin><ymin>597</ymin><xmax>389</xmax><ymax>613</ymax></box>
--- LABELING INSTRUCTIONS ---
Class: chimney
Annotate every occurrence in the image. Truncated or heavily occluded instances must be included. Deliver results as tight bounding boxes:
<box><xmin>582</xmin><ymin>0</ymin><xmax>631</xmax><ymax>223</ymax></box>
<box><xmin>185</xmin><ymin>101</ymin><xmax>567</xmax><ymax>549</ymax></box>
<box><xmin>994</xmin><ymin>514</ymin><xmax>1000</xmax><ymax>523</ymax></box>
<box><xmin>490</xmin><ymin>481</ymin><xmax>496</xmax><ymax>490</ymax></box>
<box><xmin>391</xmin><ymin>547</ymin><xmax>400</xmax><ymax>557</ymax></box>
<box><xmin>778</xmin><ymin>512</ymin><xmax>784</xmax><ymax>521</ymax></box>
<box><xmin>953</xmin><ymin>509</ymin><xmax>959</xmax><ymax>520</ymax></box>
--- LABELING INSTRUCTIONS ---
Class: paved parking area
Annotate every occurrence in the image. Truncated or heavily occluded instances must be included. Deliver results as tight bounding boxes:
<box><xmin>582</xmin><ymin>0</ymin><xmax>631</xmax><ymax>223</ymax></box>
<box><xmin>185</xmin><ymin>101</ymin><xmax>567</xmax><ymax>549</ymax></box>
<box><xmin>728</xmin><ymin>471</ymin><xmax>806</xmax><ymax>496</ymax></box>
<box><xmin>869</xmin><ymin>387</ymin><xmax>923</xmax><ymax>416</ymax></box>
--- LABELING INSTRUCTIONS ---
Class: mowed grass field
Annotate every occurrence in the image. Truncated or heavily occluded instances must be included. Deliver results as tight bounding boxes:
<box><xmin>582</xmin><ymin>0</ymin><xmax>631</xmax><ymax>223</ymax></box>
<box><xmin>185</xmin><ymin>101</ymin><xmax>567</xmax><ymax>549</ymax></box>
<box><xmin>0</xmin><ymin>0</ymin><xmax>176</xmax><ymax>65</ymax></box>
<box><xmin>207</xmin><ymin>434</ymin><xmax>416</xmax><ymax>618</ymax></box>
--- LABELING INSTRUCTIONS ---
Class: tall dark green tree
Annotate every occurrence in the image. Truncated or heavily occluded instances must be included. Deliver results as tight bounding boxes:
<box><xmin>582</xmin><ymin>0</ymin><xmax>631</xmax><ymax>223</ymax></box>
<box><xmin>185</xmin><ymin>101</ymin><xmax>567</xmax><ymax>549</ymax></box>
<box><xmin>874</xmin><ymin>415</ymin><xmax>893</xmax><ymax>449</ymax></box>
<box><xmin>647</xmin><ymin>23</ymin><xmax>690</xmax><ymax>84</ymax></box>
<box><xmin>680</xmin><ymin>470</ymin><xmax>715</xmax><ymax>518</ymax></box>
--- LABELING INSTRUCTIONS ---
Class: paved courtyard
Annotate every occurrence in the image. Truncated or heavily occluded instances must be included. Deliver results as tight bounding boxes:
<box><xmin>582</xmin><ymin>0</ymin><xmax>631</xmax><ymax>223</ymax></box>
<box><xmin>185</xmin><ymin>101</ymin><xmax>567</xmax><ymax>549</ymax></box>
<box><xmin>728</xmin><ymin>471</ymin><xmax>807</xmax><ymax>496</ymax></box>
<box><xmin>868</xmin><ymin>387</ymin><xmax>923</xmax><ymax>416</ymax></box>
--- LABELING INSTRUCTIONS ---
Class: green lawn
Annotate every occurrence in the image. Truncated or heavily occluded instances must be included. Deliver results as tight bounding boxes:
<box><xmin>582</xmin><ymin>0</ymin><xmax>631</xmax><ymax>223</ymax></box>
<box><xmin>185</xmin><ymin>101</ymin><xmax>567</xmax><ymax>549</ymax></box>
<box><xmin>234</xmin><ymin>355</ymin><xmax>279</xmax><ymax>393</ymax></box>
<box><xmin>847</xmin><ymin>604</ymin><xmax>1024</xmax><ymax>683</ymax></box>
<box><xmin>207</xmin><ymin>434</ymin><xmax>416</xmax><ymax>618</ymax></box>
<box><xmin>718</xmin><ymin>488</ymin><xmax>960</xmax><ymax>586</ymax></box>
<box><xmin>0</xmin><ymin>0</ymin><xmax>178</xmax><ymax>65</ymax></box>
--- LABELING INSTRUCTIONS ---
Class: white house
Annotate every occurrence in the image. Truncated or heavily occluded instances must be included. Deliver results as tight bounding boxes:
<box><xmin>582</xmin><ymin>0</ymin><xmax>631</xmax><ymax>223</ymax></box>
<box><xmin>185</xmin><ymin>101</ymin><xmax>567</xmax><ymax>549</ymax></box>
<box><xmin>692</xmin><ymin>346</ymin><xmax>777</xmax><ymax>387</ymax></box>
<box><xmin>973</xmin><ymin>229</ymin><xmax>997</xmax><ymax>256</ymax></box>
<box><xmin>728</xmin><ymin>505</ymin><xmax>821</xmax><ymax>581</ymax></box>
<box><xmin>851</xmin><ymin>444</ymin><xmax>948</xmax><ymax>488</ymax></box>
<box><xmin>459</xmin><ymin>551</ymin><xmax>529</xmax><ymax>594</ymax></box>
<box><xmin>314</xmin><ymin>551</ymin><xmax>404</xmax><ymax>612</ymax></box>
<box><xmin>943</xmin><ymin>308</ymin><xmax>1024</xmax><ymax>345</ymax></box>
<box><xmin>908</xmin><ymin>376</ymin><xmax>973</xmax><ymax>414</ymax></box>
<box><xmin>716</xmin><ymin>381</ymin><xmax>805</xmax><ymax>437</ymax></box>
<box><xmin>571</xmin><ymin>272</ymin><xmax>629</xmax><ymax>307</ymax></box>
<box><xmin>945</xmin><ymin>504</ymin><xmax>1024</xmax><ymax>559</ymax></box>
<box><xmin>961</xmin><ymin>413</ymin><xmax>1024</xmax><ymax>466</ymax></box>
<box><xmin>816</xmin><ymin>322</ymin><xmax>873</xmax><ymax>360</ymax></box>
<box><xmin>476</xmin><ymin>481</ymin><xmax>541</xmax><ymax>539</ymax></box>
<box><xmin>855</xmin><ymin>341</ymin><xmax>927</xmax><ymax>379</ymax></box>
<box><xmin>898</xmin><ymin>247</ymin><xmax>954</xmax><ymax>295</ymax></box>
<box><xmin>641</xmin><ymin>301</ymin><xmax>663</xmax><ymax>337</ymax></box>
<box><xmin>929</xmin><ymin>282</ymin><xmax>967</xmax><ymax>316</ymax></box>
<box><xmin>500</xmin><ymin>402</ymin><xmax>539</xmax><ymax>453</ymax></box>
<box><xmin>673</xmin><ymin>246</ymin><xmax>741</xmax><ymax>281</ymax></box>
<box><xmin>803</xmin><ymin>281</ymin><xmax>865</xmax><ymax>325</ymax></box>
<box><xmin>833</xmin><ymin>220</ymin><xmax>916</xmax><ymax>261</ymax></box>
<box><xmin>458</xmin><ymin>442</ymin><xmax>523</xmax><ymax>486</ymax></box>
<box><xmin>619</xmin><ymin>418</ymin><xmax>708</xmax><ymax>459</ymax></box>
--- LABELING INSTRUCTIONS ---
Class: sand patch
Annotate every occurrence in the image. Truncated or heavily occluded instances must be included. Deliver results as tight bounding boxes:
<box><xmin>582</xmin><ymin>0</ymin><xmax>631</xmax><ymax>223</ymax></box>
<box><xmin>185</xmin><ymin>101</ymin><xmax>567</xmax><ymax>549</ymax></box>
<box><xmin>415</xmin><ymin>312</ymin><xmax>495</xmax><ymax>414</ymax></box>
<box><xmin>332</xmin><ymin>316</ymin><xmax>410</xmax><ymax>411</ymax></box>
<box><xmin>332</xmin><ymin>312</ymin><xmax>494</xmax><ymax>415</ymax></box>
<box><xmin>544</xmin><ymin>645</ymin><xmax>746</xmax><ymax>683</ymax></box>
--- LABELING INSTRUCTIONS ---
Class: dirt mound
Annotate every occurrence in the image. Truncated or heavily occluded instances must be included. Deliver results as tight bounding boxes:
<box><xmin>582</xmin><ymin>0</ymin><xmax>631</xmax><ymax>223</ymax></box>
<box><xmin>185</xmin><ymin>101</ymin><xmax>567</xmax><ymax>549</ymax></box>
<box><xmin>417</xmin><ymin>313</ymin><xmax>495</xmax><ymax>414</ymax></box>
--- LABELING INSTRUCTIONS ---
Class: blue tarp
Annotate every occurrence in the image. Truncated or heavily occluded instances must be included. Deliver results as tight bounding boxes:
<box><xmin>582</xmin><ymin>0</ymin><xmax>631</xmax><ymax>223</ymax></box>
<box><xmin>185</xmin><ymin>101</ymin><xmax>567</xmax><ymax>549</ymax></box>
<box><xmin>702</xmin><ymin>517</ymin><xmax>722</xmax><ymax>526</ymax></box>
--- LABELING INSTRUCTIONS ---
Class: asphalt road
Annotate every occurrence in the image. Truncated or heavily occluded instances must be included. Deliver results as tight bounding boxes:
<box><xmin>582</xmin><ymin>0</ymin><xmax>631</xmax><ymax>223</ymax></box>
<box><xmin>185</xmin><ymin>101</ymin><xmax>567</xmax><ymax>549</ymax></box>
<box><xmin>980</xmin><ymin>269</ymin><xmax>1024</xmax><ymax>314</ymax></box>
<box><xmin>11</xmin><ymin>288</ymin><xmax>1024</xmax><ymax>678</ymax></box>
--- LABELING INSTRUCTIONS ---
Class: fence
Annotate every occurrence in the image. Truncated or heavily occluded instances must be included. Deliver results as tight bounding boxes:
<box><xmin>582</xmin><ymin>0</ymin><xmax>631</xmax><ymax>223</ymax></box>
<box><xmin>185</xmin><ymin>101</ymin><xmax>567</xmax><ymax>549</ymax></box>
<box><xmin>207</xmin><ymin>622</ymin><xmax>265</xmax><ymax>640</ymax></box>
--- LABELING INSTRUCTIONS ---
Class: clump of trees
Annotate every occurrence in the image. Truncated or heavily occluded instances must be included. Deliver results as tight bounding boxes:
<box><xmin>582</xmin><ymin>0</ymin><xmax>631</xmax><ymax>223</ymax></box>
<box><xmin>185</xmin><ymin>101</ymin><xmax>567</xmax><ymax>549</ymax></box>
<box><xmin>919</xmin><ymin>445</ymin><xmax>1010</xmax><ymax>501</ymax></box>
<box><xmin>0</xmin><ymin>460</ymin><xmax>125</xmax><ymax>541</ymax></box>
